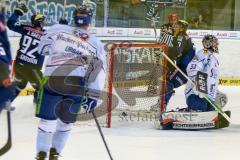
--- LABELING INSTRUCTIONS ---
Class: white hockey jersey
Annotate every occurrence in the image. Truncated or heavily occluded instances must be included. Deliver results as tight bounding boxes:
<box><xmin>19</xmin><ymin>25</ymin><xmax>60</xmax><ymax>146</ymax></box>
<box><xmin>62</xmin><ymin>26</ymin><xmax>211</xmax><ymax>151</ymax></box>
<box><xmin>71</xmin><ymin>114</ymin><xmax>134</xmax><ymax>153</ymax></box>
<box><xmin>185</xmin><ymin>48</ymin><xmax>219</xmax><ymax>100</ymax></box>
<box><xmin>38</xmin><ymin>24</ymin><xmax>107</xmax><ymax>93</ymax></box>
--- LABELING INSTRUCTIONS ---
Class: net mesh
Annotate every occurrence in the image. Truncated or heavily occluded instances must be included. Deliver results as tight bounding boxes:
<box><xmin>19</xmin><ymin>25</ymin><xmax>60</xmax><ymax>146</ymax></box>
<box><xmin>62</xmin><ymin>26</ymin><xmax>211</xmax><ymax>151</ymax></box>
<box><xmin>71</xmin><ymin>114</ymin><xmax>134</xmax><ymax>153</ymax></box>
<box><xmin>76</xmin><ymin>43</ymin><xmax>168</xmax><ymax>128</ymax></box>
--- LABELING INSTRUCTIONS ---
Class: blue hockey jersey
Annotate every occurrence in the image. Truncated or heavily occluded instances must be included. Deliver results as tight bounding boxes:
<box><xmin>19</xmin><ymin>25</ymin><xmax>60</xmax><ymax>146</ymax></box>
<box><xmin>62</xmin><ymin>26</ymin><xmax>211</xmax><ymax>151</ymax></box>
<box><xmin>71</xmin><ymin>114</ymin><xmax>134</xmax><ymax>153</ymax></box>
<box><xmin>7</xmin><ymin>13</ymin><xmax>45</xmax><ymax>66</ymax></box>
<box><xmin>0</xmin><ymin>15</ymin><xmax>11</xmax><ymax>65</ymax></box>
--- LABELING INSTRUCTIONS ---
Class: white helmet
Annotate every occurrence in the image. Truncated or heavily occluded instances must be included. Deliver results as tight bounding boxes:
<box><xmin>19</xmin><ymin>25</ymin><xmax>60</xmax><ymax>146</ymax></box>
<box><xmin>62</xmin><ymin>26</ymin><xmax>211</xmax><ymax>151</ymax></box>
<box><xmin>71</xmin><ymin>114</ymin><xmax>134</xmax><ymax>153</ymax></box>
<box><xmin>202</xmin><ymin>34</ymin><xmax>219</xmax><ymax>53</ymax></box>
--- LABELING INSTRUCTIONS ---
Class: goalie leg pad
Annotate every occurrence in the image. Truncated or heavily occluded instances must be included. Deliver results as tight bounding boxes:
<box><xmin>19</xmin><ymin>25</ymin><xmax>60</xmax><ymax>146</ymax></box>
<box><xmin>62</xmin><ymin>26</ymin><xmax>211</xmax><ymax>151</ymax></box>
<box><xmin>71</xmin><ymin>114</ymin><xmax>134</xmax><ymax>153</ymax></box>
<box><xmin>214</xmin><ymin>110</ymin><xmax>231</xmax><ymax>129</ymax></box>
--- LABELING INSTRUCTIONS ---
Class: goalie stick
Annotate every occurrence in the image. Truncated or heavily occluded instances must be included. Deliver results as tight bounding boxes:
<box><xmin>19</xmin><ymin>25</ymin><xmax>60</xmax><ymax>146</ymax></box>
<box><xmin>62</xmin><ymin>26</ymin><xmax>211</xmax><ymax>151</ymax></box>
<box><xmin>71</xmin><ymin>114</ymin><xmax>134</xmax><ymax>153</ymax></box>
<box><xmin>158</xmin><ymin>48</ymin><xmax>232</xmax><ymax>123</ymax></box>
<box><xmin>0</xmin><ymin>110</ymin><xmax>12</xmax><ymax>156</ymax></box>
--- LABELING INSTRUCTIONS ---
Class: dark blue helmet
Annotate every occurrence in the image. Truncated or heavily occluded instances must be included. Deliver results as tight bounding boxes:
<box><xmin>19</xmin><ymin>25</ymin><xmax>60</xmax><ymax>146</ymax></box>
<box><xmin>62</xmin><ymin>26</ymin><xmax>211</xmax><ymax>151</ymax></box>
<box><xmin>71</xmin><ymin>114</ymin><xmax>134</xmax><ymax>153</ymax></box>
<box><xmin>73</xmin><ymin>4</ymin><xmax>93</xmax><ymax>26</ymax></box>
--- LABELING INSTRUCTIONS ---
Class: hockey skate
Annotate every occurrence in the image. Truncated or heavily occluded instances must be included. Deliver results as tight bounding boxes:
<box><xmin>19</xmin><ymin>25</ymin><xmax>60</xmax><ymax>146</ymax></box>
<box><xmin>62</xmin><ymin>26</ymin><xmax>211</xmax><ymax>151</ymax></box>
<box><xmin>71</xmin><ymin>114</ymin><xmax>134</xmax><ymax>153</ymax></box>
<box><xmin>35</xmin><ymin>151</ymin><xmax>47</xmax><ymax>160</ymax></box>
<box><xmin>49</xmin><ymin>148</ymin><xmax>60</xmax><ymax>160</ymax></box>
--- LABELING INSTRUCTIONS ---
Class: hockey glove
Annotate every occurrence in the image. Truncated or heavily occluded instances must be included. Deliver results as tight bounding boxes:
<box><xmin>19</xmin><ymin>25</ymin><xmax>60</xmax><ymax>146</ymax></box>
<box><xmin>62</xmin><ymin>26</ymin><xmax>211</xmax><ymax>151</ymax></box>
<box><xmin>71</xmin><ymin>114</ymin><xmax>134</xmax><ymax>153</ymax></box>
<box><xmin>216</xmin><ymin>90</ymin><xmax>228</xmax><ymax>108</ymax></box>
<box><xmin>80</xmin><ymin>96</ymin><xmax>97</xmax><ymax>113</ymax></box>
<box><xmin>14</xmin><ymin>3</ymin><xmax>28</xmax><ymax>16</ymax></box>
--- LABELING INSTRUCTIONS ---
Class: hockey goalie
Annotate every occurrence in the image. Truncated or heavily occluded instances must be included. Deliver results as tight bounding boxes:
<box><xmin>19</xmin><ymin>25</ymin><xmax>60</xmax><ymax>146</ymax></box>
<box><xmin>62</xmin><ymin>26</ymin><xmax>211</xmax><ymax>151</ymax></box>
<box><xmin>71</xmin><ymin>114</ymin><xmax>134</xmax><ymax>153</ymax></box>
<box><xmin>159</xmin><ymin>34</ymin><xmax>230</xmax><ymax>130</ymax></box>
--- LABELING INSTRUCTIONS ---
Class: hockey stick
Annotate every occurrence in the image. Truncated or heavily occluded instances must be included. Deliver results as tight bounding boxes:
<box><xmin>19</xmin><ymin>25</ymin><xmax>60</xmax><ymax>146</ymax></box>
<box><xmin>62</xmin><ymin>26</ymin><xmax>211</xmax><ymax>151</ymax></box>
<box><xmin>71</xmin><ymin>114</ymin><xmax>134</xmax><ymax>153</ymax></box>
<box><xmin>83</xmin><ymin>64</ymin><xmax>113</xmax><ymax>160</ymax></box>
<box><xmin>92</xmin><ymin>111</ymin><xmax>114</xmax><ymax>160</ymax></box>
<box><xmin>159</xmin><ymin>49</ymin><xmax>232</xmax><ymax>123</ymax></box>
<box><xmin>0</xmin><ymin>110</ymin><xmax>12</xmax><ymax>156</ymax></box>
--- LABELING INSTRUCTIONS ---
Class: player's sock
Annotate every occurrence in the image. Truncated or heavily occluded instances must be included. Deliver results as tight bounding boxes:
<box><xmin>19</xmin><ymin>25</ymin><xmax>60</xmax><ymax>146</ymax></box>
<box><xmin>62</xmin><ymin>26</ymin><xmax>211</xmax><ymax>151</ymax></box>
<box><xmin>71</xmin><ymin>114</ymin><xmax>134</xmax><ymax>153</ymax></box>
<box><xmin>36</xmin><ymin>119</ymin><xmax>57</xmax><ymax>154</ymax></box>
<box><xmin>51</xmin><ymin>120</ymin><xmax>72</xmax><ymax>154</ymax></box>
<box><xmin>36</xmin><ymin>128</ymin><xmax>54</xmax><ymax>153</ymax></box>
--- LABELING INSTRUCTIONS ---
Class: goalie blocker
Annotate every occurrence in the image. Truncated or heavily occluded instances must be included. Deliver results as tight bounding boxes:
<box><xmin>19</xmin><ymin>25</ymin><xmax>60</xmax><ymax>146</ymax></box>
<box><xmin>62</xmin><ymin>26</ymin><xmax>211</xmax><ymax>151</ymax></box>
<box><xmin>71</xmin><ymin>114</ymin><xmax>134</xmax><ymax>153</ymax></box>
<box><xmin>155</xmin><ymin>110</ymin><xmax>231</xmax><ymax>130</ymax></box>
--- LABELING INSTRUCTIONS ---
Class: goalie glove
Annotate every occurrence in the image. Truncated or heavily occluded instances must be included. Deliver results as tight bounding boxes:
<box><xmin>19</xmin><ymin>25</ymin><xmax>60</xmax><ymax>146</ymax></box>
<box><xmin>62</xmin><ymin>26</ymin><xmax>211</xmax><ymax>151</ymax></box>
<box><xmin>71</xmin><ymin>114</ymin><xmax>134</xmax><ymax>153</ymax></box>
<box><xmin>216</xmin><ymin>90</ymin><xmax>228</xmax><ymax>108</ymax></box>
<box><xmin>14</xmin><ymin>3</ymin><xmax>28</xmax><ymax>16</ymax></box>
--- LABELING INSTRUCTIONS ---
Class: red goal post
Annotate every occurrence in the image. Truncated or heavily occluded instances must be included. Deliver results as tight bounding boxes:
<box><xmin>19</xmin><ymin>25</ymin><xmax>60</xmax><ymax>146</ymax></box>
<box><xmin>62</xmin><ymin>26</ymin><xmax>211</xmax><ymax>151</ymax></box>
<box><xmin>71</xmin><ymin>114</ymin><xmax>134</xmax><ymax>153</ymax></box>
<box><xmin>105</xmin><ymin>43</ymin><xmax>168</xmax><ymax>128</ymax></box>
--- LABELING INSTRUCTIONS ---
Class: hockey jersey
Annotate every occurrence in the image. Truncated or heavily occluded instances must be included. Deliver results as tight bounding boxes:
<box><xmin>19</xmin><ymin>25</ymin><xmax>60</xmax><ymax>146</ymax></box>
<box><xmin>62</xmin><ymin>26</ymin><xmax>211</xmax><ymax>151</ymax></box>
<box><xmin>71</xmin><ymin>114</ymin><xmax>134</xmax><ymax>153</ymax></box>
<box><xmin>7</xmin><ymin>13</ymin><xmax>45</xmax><ymax>65</ymax></box>
<box><xmin>0</xmin><ymin>18</ymin><xmax>11</xmax><ymax>64</ymax></box>
<box><xmin>185</xmin><ymin>48</ymin><xmax>220</xmax><ymax>100</ymax></box>
<box><xmin>0</xmin><ymin>16</ymin><xmax>12</xmax><ymax>82</ymax></box>
<box><xmin>38</xmin><ymin>24</ymin><xmax>107</xmax><ymax>94</ymax></box>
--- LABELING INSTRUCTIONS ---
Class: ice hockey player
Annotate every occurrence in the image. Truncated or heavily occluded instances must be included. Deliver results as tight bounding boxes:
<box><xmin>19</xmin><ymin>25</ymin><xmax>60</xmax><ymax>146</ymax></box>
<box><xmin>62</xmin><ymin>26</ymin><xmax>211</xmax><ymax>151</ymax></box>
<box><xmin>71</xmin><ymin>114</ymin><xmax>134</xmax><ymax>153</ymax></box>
<box><xmin>185</xmin><ymin>34</ymin><xmax>228</xmax><ymax>111</ymax></box>
<box><xmin>160</xmin><ymin>35</ymin><xmax>230</xmax><ymax>130</ymax></box>
<box><xmin>185</xmin><ymin>34</ymin><xmax>220</xmax><ymax>111</ymax></box>
<box><xmin>0</xmin><ymin>6</ymin><xmax>15</xmax><ymax>112</ymax></box>
<box><xmin>35</xmin><ymin>4</ymin><xmax>106</xmax><ymax>160</ymax></box>
<box><xmin>150</xmin><ymin>20</ymin><xmax>195</xmax><ymax>110</ymax></box>
<box><xmin>163</xmin><ymin>20</ymin><xmax>195</xmax><ymax>106</ymax></box>
<box><xmin>7</xmin><ymin>3</ymin><xmax>45</xmax><ymax>103</ymax></box>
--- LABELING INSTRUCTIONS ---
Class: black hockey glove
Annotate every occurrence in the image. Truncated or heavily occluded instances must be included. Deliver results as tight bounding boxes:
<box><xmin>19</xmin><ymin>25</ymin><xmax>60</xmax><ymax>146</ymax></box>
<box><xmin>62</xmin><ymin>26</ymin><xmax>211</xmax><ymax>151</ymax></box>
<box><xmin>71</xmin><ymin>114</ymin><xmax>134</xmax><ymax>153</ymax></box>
<box><xmin>14</xmin><ymin>3</ymin><xmax>28</xmax><ymax>16</ymax></box>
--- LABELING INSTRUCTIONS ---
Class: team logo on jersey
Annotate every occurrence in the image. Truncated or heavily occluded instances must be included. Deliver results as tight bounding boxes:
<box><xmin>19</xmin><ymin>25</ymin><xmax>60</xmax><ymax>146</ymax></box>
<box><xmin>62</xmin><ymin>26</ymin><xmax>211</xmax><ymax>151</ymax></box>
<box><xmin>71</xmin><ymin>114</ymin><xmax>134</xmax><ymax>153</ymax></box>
<box><xmin>73</xmin><ymin>29</ymin><xmax>89</xmax><ymax>41</ymax></box>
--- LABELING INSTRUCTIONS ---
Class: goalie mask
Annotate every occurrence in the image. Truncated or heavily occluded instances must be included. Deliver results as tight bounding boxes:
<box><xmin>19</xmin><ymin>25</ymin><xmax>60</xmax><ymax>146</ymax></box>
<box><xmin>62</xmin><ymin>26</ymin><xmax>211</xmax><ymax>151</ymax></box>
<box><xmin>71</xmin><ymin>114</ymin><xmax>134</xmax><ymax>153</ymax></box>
<box><xmin>202</xmin><ymin>34</ymin><xmax>219</xmax><ymax>53</ymax></box>
<box><xmin>73</xmin><ymin>4</ymin><xmax>93</xmax><ymax>26</ymax></box>
<box><xmin>31</xmin><ymin>14</ymin><xmax>45</xmax><ymax>28</ymax></box>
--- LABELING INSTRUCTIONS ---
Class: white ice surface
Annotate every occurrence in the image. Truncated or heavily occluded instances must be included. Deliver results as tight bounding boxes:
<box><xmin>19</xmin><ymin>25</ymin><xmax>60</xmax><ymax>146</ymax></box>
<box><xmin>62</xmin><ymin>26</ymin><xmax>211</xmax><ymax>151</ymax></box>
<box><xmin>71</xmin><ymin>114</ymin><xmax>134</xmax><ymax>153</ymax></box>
<box><xmin>0</xmin><ymin>86</ymin><xmax>240</xmax><ymax>160</ymax></box>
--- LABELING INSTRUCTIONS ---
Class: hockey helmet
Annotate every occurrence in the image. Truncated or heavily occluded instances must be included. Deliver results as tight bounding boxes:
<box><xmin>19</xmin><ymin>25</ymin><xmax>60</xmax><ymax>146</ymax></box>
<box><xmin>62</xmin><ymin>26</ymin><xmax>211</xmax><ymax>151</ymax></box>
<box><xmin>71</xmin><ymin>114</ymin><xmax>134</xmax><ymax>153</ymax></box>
<box><xmin>73</xmin><ymin>4</ymin><xmax>93</xmax><ymax>26</ymax></box>
<box><xmin>168</xmin><ymin>13</ymin><xmax>179</xmax><ymax>23</ymax></box>
<box><xmin>202</xmin><ymin>34</ymin><xmax>219</xmax><ymax>53</ymax></box>
<box><xmin>178</xmin><ymin>20</ymin><xmax>188</xmax><ymax>30</ymax></box>
<box><xmin>31</xmin><ymin>14</ymin><xmax>45</xmax><ymax>28</ymax></box>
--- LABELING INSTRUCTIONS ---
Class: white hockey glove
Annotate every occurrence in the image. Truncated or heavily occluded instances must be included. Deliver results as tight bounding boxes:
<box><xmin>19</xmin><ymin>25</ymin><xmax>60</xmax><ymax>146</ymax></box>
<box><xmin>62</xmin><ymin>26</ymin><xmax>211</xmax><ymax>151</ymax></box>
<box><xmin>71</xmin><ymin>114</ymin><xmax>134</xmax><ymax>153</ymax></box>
<box><xmin>14</xmin><ymin>3</ymin><xmax>28</xmax><ymax>16</ymax></box>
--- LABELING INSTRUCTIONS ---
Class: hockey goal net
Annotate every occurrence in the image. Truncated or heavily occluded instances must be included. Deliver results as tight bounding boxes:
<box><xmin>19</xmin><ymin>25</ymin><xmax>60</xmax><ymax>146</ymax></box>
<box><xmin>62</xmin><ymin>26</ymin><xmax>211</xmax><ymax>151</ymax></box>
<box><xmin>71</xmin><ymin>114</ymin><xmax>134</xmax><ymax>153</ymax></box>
<box><xmin>76</xmin><ymin>43</ymin><xmax>168</xmax><ymax>128</ymax></box>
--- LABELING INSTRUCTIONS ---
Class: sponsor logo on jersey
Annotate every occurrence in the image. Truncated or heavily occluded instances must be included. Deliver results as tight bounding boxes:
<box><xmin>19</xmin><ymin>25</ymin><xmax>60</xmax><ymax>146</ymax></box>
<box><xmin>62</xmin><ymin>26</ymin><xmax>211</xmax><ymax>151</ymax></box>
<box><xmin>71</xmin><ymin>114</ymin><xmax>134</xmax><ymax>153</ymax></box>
<box><xmin>73</xmin><ymin>29</ymin><xmax>89</xmax><ymax>41</ymax></box>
